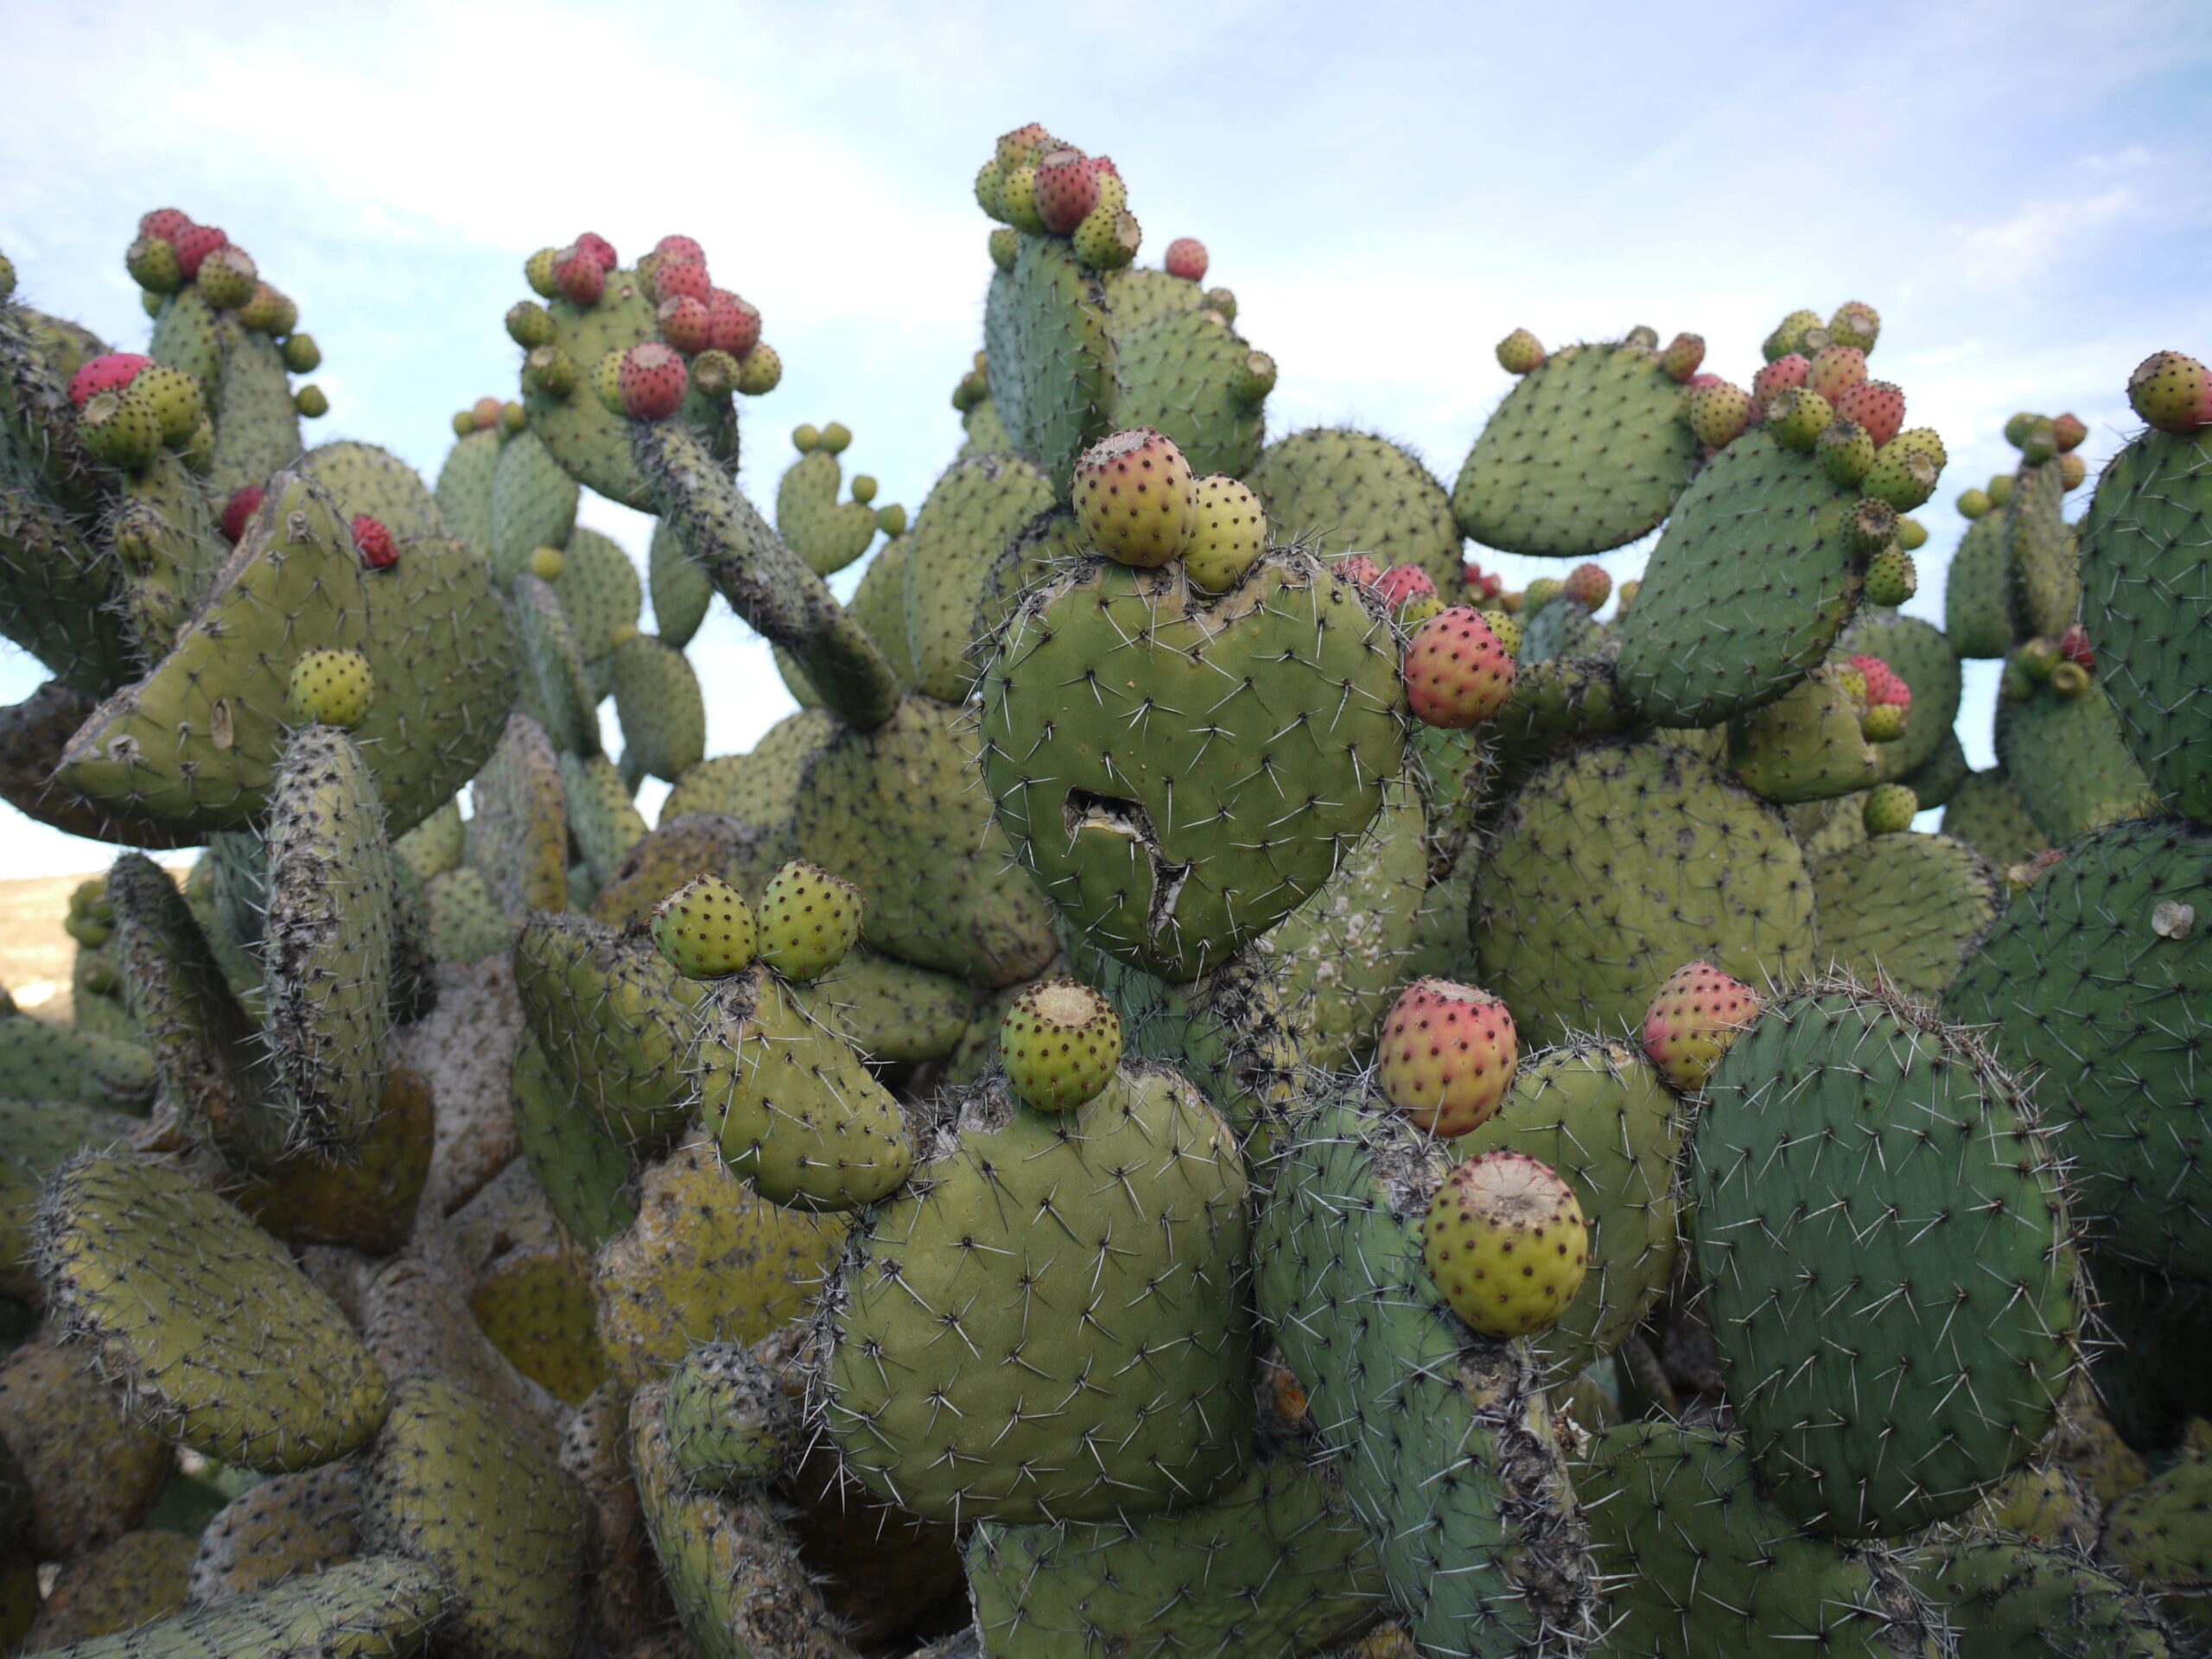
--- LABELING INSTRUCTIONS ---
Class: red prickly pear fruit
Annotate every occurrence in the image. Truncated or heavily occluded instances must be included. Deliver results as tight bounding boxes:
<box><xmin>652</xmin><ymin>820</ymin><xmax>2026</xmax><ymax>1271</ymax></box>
<box><xmin>67</xmin><ymin>353</ymin><xmax>151</xmax><ymax>409</ymax></box>
<box><xmin>1497</xmin><ymin>328</ymin><xmax>1544</xmax><ymax>374</ymax></box>
<box><xmin>1461</xmin><ymin>560</ymin><xmax>1502</xmax><ymax>601</ymax></box>
<box><xmin>2127</xmin><ymin>352</ymin><xmax>2212</xmax><ymax>433</ymax></box>
<box><xmin>1422</xmin><ymin>1151</ymin><xmax>1589</xmax><ymax>1338</ymax></box>
<box><xmin>351</xmin><ymin>515</ymin><xmax>398</xmax><ymax>571</ymax></box>
<box><xmin>1659</xmin><ymin>333</ymin><xmax>1705</xmax><ymax>383</ymax></box>
<box><xmin>1752</xmin><ymin>354</ymin><xmax>1809</xmax><ymax>406</ymax></box>
<box><xmin>653</xmin><ymin>233</ymin><xmax>705</xmax><ymax>267</ymax></box>
<box><xmin>1562</xmin><ymin>563</ymin><xmax>1611</xmax><ymax>609</ymax></box>
<box><xmin>172</xmin><ymin>224</ymin><xmax>228</xmax><ymax>279</ymax></box>
<box><xmin>619</xmin><ymin>343</ymin><xmax>689</xmax><ymax>420</ymax></box>
<box><xmin>2058</xmin><ymin>452</ymin><xmax>2087</xmax><ymax>491</ymax></box>
<box><xmin>995</xmin><ymin>122</ymin><xmax>1054</xmax><ymax>170</ymax></box>
<box><xmin>1166</xmin><ymin>238</ymin><xmax>1210</xmax><ymax>283</ymax></box>
<box><xmin>1687</xmin><ymin>382</ymin><xmax>1752</xmax><ymax>448</ymax></box>
<box><xmin>1072</xmin><ymin>428</ymin><xmax>1198</xmax><ymax>567</ymax></box>
<box><xmin>554</xmin><ymin>246</ymin><xmax>605</xmax><ymax>305</ymax></box>
<box><xmin>220</xmin><ymin>486</ymin><xmax>264</xmax><ymax>543</ymax></box>
<box><xmin>573</xmin><ymin>232</ymin><xmax>618</xmax><ymax>271</ymax></box>
<box><xmin>2051</xmin><ymin>412</ymin><xmax>2088</xmax><ymax>453</ymax></box>
<box><xmin>1640</xmin><ymin>961</ymin><xmax>1761</xmax><ymax>1093</ymax></box>
<box><xmin>2059</xmin><ymin>623</ymin><xmax>2094</xmax><ymax>671</ymax></box>
<box><xmin>656</xmin><ymin>260</ymin><xmax>712</xmax><ymax>304</ymax></box>
<box><xmin>138</xmin><ymin>207</ymin><xmax>194</xmax><ymax>242</ymax></box>
<box><xmin>1403</xmin><ymin>607</ymin><xmax>1516</xmax><ymax>728</ymax></box>
<box><xmin>1336</xmin><ymin>554</ymin><xmax>1385</xmax><ymax>588</ymax></box>
<box><xmin>706</xmin><ymin>291</ymin><xmax>761</xmax><ymax>357</ymax></box>
<box><xmin>1808</xmin><ymin>345</ymin><xmax>1868</xmax><ymax>404</ymax></box>
<box><xmin>1376</xmin><ymin>564</ymin><xmax>1439</xmax><ymax>613</ymax></box>
<box><xmin>1033</xmin><ymin>149</ymin><xmax>1103</xmax><ymax>235</ymax></box>
<box><xmin>1377</xmin><ymin>977</ymin><xmax>1518</xmax><ymax>1136</ymax></box>
<box><xmin>1834</xmin><ymin>379</ymin><xmax>1905</xmax><ymax>448</ymax></box>
<box><xmin>658</xmin><ymin>296</ymin><xmax>710</xmax><ymax>354</ymax></box>
<box><xmin>472</xmin><ymin>397</ymin><xmax>504</xmax><ymax>431</ymax></box>
<box><xmin>1851</xmin><ymin>653</ymin><xmax>1911</xmax><ymax>712</ymax></box>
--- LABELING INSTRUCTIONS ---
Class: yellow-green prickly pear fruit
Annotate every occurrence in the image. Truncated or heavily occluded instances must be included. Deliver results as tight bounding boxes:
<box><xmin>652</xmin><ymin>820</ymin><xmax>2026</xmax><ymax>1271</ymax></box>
<box><xmin>1422</xmin><ymin>1149</ymin><xmax>1589</xmax><ymax>1338</ymax></box>
<box><xmin>651</xmin><ymin>875</ymin><xmax>757</xmax><ymax>980</ymax></box>
<box><xmin>1182</xmin><ymin>475</ymin><xmax>1267</xmax><ymax>593</ymax></box>
<box><xmin>998</xmin><ymin>978</ymin><xmax>1123</xmax><ymax>1113</ymax></box>
<box><xmin>754</xmin><ymin>860</ymin><xmax>861</xmax><ymax>982</ymax></box>
<box><xmin>286</xmin><ymin>648</ymin><xmax>373</xmax><ymax>729</ymax></box>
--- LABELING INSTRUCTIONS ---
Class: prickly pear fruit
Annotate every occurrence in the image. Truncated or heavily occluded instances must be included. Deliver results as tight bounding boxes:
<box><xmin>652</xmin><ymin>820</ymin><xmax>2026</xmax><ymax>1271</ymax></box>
<box><xmin>1523</xmin><ymin>577</ymin><xmax>1562</xmax><ymax>611</ymax></box>
<box><xmin>1033</xmin><ymin>149</ymin><xmax>1103</xmax><ymax>235</ymax></box>
<box><xmin>1862</xmin><ymin>442</ymin><xmax>1940</xmax><ymax>512</ymax></box>
<box><xmin>1182</xmin><ymin>475</ymin><xmax>1267</xmax><ymax>593</ymax></box>
<box><xmin>1688</xmin><ymin>381</ymin><xmax>1752</xmax><ymax>448</ymax></box>
<box><xmin>619</xmin><ymin>343</ymin><xmax>688</xmax><ymax>421</ymax></box>
<box><xmin>1402</xmin><ymin>607</ymin><xmax>1515</xmax><ymax>728</ymax></box>
<box><xmin>1166</xmin><ymin>238</ymin><xmax>1209</xmax><ymax>282</ymax></box>
<box><xmin>1479</xmin><ymin>607</ymin><xmax>1522</xmax><ymax>656</ymax></box>
<box><xmin>1863</xmin><ymin>548</ymin><xmax>1916</xmax><ymax>607</ymax></box>
<box><xmin>1562</xmin><ymin>563</ymin><xmax>1611</xmax><ymax>610</ymax></box>
<box><xmin>655</xmin><ymin>261</ymin><xmax>710</xmax><ymax>304</ymax></box>
<box><xmin>1767</xmin><ymin>387</ymin><xmax>1834</xmax><ymax>452</ymax></box>
<box><xmin>1834</xmin><ymin>379</ymin><xmax>1905</xmax><ymax>448</ymax></box>
<box><xmin>351</xmin><ymin>515</ymin><xmax>397</xmax><ymax>571</ymax></box>
<box><xmin>1808</xmin><ymin>346</ymin><xmax>1867</xmax><ymax>403</ymax></box>
<box><xmin>2048</xmin><ymin>660</ymin><xmax>2090</xmax><ymax>699</ymax></box>
<box><xmin>1818</xmin><ymin>419</ymin><xmax>1876</xmax><ymax>486</ymax></box>
<box><xmin>553</xmin><ymin>245</ymin><xmax>605</xmax><ymax>305</ymax></box>
<box><xmin>287</xmin><ymin>648</ymin><xmax>373</xmax><ymax>729</ymax></box>
<box><xmin>1828</xmin><ymin>300</ymin><xmax>1880</xmax><ymax>352</ymax></box>
<box><xmin>1376</xmin><ymin>978</ymin><xmax>1518</xmax><ymax>1137</ymax></box>
<box><xmin>734</xmin><ymin>342</ymin><xmax>781</xmax><ymax>395</ymax></box>
<box><xmin>755</xmin><ymin>860</ymin><xmax>861</xmax><ymax>982</ymax></box>
<box><xmin>651</xmin><ymin>874</ymin><xmax>759</xmax><ymax>980</ymax></box>
<box><xmin>998</xmin><ymin>978</ymin><xmax>1124</xmax><ymax>1114</ymax></box>
<box><xmin>67</xmin><ymin>353</ymin><xmax>151</xmax><ymax>409</ymax></box>
<box><xmin>2051</xmin><ymin>411</ymin><xmax>2088</xmax><ymax>452</ymax></box>
<box><xmin>1862</xmin><ymin>783</ymin><xmax>1917</xmax><ymax>834</ymax></box>
<box><xmin>221</xmin><ymin>486</ymin><xmax>263</xmax><ymax>543</ymax></box>
<box><xmin>988</xmin><ymin>226</ymin><xmax>1020</xmax><ymax>271</ymax></box>
<box><xmin>1752</xmin><ymin>353</ymin><xmax>1808</xmax><ymax>405</ymax></box>
<box><xmin>1639</xmin><ymin>960</ymin><xmax>1761</xmax><ymax>1094</ymax></box>
<box><xmin>528</xmin><ymin>546</ymin><xmax>564</xmax><ymax>581</ymax></box>
<box><xmin>1376</xmin><ymin>564</ymin><xmax>1440</xmax><ymax>614</ymax></box>
<box><xmin>706</xmin><ymin>291</ymin><xmax>761</xmax><ymax>357</ymax></box>
<box><xmin>77</xmin><ymin>389</ymin><xmax>162</xmax><ymax>468</ymax></box>
<box><xmin>1496</xmin><ymin>328</ymin><xmax>1544</xmax><ymax>374</ymax></box>
<box><xmin>1656</xmin><ymin>332</ymin><xmax>1704</xmax><ymax>383</ymax></box>
<box><xmin>1071</xmin><ymin>206</ymin><xmax>1141</xmax><ymax>270</ymax></box>
<box><xmin>1764</xmin><ymin>308</ymin><xmax>1822</xmax><ymax>361</ymax></box>
<box><xmin>1422</xmin><ymin>1151</ymin><xmax>1589</xmax><ymax>1338</ymax></box>
<box><xmin>2058</xmin><ymin>623</ymin><xmax>2094</xmax><ymax>671</ymax></box>
<box><xmin>2126</xmin><ymin>350</ymin><xmax>2212</xmax><ymax>432</ymax></box>
<box><xmin>1072</xmin><ymin>428</ymin><xmax>1196</xmax><ymax>569</ymax></box>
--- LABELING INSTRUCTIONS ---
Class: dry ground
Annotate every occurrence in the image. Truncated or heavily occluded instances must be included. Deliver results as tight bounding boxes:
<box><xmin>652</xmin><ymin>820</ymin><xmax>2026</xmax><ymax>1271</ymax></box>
<box><xmin>0</xmin><ymin>871</ymin><xmax>98</xmax><ymax>1024</ymax></box>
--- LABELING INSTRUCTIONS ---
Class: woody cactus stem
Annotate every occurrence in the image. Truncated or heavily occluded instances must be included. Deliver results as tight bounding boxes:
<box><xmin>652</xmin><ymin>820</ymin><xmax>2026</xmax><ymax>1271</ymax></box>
<box><xmin>632</xmin><ymin>421</ymin><xmax>900</xmax><ymax>730</ymax></box>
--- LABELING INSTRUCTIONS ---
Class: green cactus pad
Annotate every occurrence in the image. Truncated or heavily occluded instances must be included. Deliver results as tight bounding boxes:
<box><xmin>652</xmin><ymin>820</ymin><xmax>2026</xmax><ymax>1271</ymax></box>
<box><xmin>521</xmin><ymin>270</ymin><xmax>738</xmax><ymax>512</ymax></box>
<box><xmin>1946</xmin><ymin>509</ymin><xmax>2016</xmax><ymax>658</ymax></box>
<box><xmin>223</xmin><ymin>1064</ymin><xmax>433</xmax><ymax>1259</ymax></box>
<box><xmin>115</xmin><ymin>452</ymin><xmax>225</xmax><ymax>658</ymax></box>
<box><xmin>1916</xmin><ymin>1534</ymin><xmax>2171</xmax><ymax>1659</ymax></box>
<box><xmin>659</xmin><ymin>1341</ymin><xmax>793</xmax><ymax>1489</ymax></box>
<box><xmin>1993</xmin><ymin>677</ymin><xmax>2158</xmax><ymax>846</ymax></box>
<box><xmin>1579</xmin><ymin>1421</ymin><xmax>1943</xmax><ymax>1658</ymax></box>
<box><xmin>1452</xmin><ymin>1039</ymin><xmax>1687</xmax><ymax>1377</ymax></box>
<box><xmin>1250</xmin><ymin>1085</ymin><xmax>1594</xmax><ymax>1653</ymax></box>
<box><xmin>1109</xmin><ymin>304</ymin><xmax>1270</xmax><ymax>480</ymax></box>
<box><xmin>900</xmin><ymin>454</ymin><xmax>1058</xmax><ymax>702</ymax></box>
<box><xmin>983</xmin><ymin>234</ymin><xmax>1114</xmax><ymax>491</ymax></box>
<box><xmin>0</xmin><ymin>1099</ymin><xmax>138</xmax><ymax>1300</ymax></box>
<box><xmin>1945</xmin><ymin>815</ymin><xmax>2212</xmax><ymax>1280</ymax></box>
<box><xmin>550</xmin><ymin>527</ymin><xmax>641</xmax><ymax>659</ymax></box>
<box><xmin>261</xmin><ymin>727</ymin><xmax>395</xmax><ymax>1154</ymax></box>
<box><xmin>626</xmin><ymin>1382</ymin><xmax>849</xmax><ymax>1659</ymax></box>
<box><xmin>26</xmin><ymin>1556</ymin><xmax>448</xmax><ymax>1659</ymax></box>
<box><xmin>608</xmin><ymin>632</ymin><xmax>705</xmax><ymax>782</ymax></box>
<box><xmin>646</xmin><ymin>517</ymin><xmax>712</xmax><ymax>648</ymax></box>
<box><xmin>486</xmin><ymin>428</ymin><xmax>578</xmax><ymax>585</ymax></box>
<box><xmin>511</xmin><ymin>571</ymin><xmax>599</xmax><ymax>755</ymax></box>
<box><xmin>966</xmin><ymin>1452</ymin><xmax>1387</xmax><ymax>1659</ymax></box>
<box><xmin>558</xmin><ymin>751</ymin><xmax>647</xmax><ymax>887</ymax></box>
<box><xmin>359</xmin><ymin>1376</ymin><xmax>585</xmax><ymax>1659</ymax></box>
<box><xmin>2102</xmin><ymin>1446</ymin><xmax>2212</xmax><ymax>1635</ymax></box>
<box><xmin>803</xmin><ymin>947</ymin><xmax>973</xmax><ymax>1064</ymax></box>
<box><xmin>0</xmin><ymin>1011</ymin><xmax>153</xmax><ymax>1111</ymax></box>
<box><xmin>206</xmin><ymin>331</ymin><xmax>302</xmax><ymax>505</ymax></box>
<box><xmin>1839</xmin><ymin>611</ymin><xmax>1963</xmax><ymax>783</ymax></box>
<box><xmin>981</xmin><ymin>552</ymin><xmax>1406</xmax><ymax>982</ymax></box>
<box><xmin>798</xmin><ymin>692</ymin><xmax>1059</xmax><ymax>986</ymax></box>
<box><xmin>776</xmin><ymin>445</ymin><xmax>879</xmax><ymax>576</ymax></box>
<box><xmin>432</xmin><ymin>427</ymin><xmax>499</xmax><ymax>549</ymax></box>
<box><xmin>1516</xmin><ymin>595</ymin><xmax>1609</xmax><ymax>666</ymax></box>
<box><xmin>824</xmin><ymin>1067</ymin><xmax>1254</xmax><ymax>1524</ymax></box>
<box><xmin>1810</xmin><ymin>832</ymin><xmax>2001</xmax><ymax>1000</ymax></box>
<box><xmin>0</xmin><ymin>1325</ymin><xmax>171</xmax><ymax>1560</ymax></box>
<box><xmin>843</xmin><ymin>531</ymin><xmax>915</xmax><ymax>690</ymax></box>
<box><xmin>1898</xmin><ymin>725</ymin><xmax>1971</xmax><ymax>809</ymax></box>
<box><xmin>514</xmin><ymin>913</ymin><xmax>706</xmax><ymax>1151</ymax></box>
<box><xmin>188</xmin><ymin>1460</ymin><xmax>362</xmax><ymax>1602</ymax></box>
<box><xmin>2005</xmin><ymin>456</ymin><xmax>2080</xmax><ymax>640</ymax></box>
<box><xmin>392</xmin><ymin>798</ymin><xmax>462</xmax><ymax>884</ymax></box>
<box><xmin>1452</xmin><ymin>342</ymin><xmax>1700</xmax><ymax>559</ymax></box>
<box><xmin>1243</xmin><ymin>428</ymin><xmax>1464</xmax><ymax>592</ymax></box>
<box><xmin>1942</xmin><ymin>769</ymin><xmax>2047</xmax><ymax>868</ymax></box>
<box><xmin>1082</xmin><ymin>948</ymin><xmax>1303</xmax><ymax>1141</ymax></box>
<box><xmin>57</xmin><ymin>471</ymin><xmax>518</xmax><ymax>837</ymax></box>
<box><xmin>35</xmin><ymin>1152</ymin><xmax>391</xmax><ymax>1470</ymax></box>
<box><xmin>296</xmin><ymin>442</ymin><xmax>445</xmax><ymax>542</ymax></box>
<box><xmin>1615</xmin><ymin>431</ymin><xmax>1866</xmax><ymax>726</ymax></box>
<box><xmin>959</xmin><ymin>391</ymin><xmax>1015</xmax><ymax>461</ymax></box>
<box><xmin>592</xmin><ymin>1142</ymin><xmax>847</xmax><ymax>1390</ymax></box>
<box><xmin>1471</xmin><ymin>740</ymin><xmax>1816</xmax><ymax>1047</ymax></box>
<box><xmin>510</xmin><ymin>1032</ymin><xmax>638</xmax><ymax>1250</ymax></box>
<box><xmin>467</xmin><ymin>713</ymin><xmax>569</xmax><ymax>917</ymax></box>
<box><xmin>1483</xmin><ymin>654</ymin><xmax>1639</xmax><ymax>784</ymax></box>
<box><xmin>1726</xmin><ymin>662</ymin><xmax>1881</xmax><ymax>803</ymax></box>
<box><xmin>2081</xmin><ymin>426</ymin><xmax>2212</xmax><ymax>821</ymax></box>
<box><xmin>1694</xmin><ymin>981</ymin><xmax>2078</xmax><ymax>1536</ymax></box>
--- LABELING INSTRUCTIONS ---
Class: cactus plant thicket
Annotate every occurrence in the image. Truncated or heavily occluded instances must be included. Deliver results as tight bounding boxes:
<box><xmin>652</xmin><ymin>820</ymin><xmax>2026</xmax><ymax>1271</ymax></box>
<box><xmin>0</xmin><ymin>119</ymin><xmax>2205</xmax><ymax>1659</ymax></box>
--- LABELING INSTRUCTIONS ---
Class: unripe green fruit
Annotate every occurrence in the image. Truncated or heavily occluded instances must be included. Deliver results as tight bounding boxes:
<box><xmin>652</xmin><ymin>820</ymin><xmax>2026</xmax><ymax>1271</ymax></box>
<box><xmin>528</xmin><ymin>546</ymin><xmax>564</xmax><ymax>581</ymax></box>
<box><xmin>130</xmin><ymin>365</ymin><xmax>204</xmax><ymax>445</ymax></box>
<box><xmin>1001</xmin><ymin>164</ymin><xmax>1046</xmax><ymax>234</ymax></box>
<box><xmin>1862</xmin><ymin>442</ymin><xmax>1939</xmax><ymax>512</ymax></box>
<box><xmin>1182</xmin><ymin>475</ymin><xmax>1268</xmax><ymax>593</ymax></box>
<box><xmin>988</xmin><ymin>226</ymin><xmax>1019</xmax><ymax>272</ymax></box>
<box><xmin>1071</xmin><ymin>205</ymin><xmax>1141</xmax><ymax>270</ymax></box>
<box><xmin>287</xmin><ymin>647</ymin><xmax>373</xmax><ymax>728</ymax></box>
<box><xmin>819</xmin><ymin>422</ymin><xmax>852</xmax><ymax>454</ymax></box>
<box><xmin>78</xmin><ymin>388</ymin><xmax>162</xmax><ymax>468</ymax></box>
<box><xmin>506</xmin><ymin>300</ymin><xmax>556</xmax><ymax>348</ymax></box>
<box><xmin>524</xmin><ymin>246</ymin><xmax>560</xmax><ymax>297</ymax></box>
<box><xmin>281</xmin><ymin>332</ymin><xmax>321</xmax><ymax>373</ymax></box>
<box><xmin>1767</xmin><ymin>386</ymin><xmax>1833</xmax><ymax>451</ymax></box>
<box><xmin>734</xmin><ymin>342</ymin><xmax>781</xmax><ymax>395</ymax></box>
<box><xmin>756</xmin><ymin>859</ymin><xmax>862</xmax><ymax>981</ymax></box>
<box><xmin>125</xmin><ymin>235</ymin><xmax>181</xmax><ymax>293</ymax></box>
<box><xmin>593</xmin><ymin>349</ymin><xmax>626</xmax><ymax>416</ymax></box>
<box><xmin>999</xmin><ymin>978</ymin><xmax>1123</xmax><ymax>1113</ymax></box>
<box><xmin>651</xmin><ymin>874</ymin><xmax>758</xmax><ymax>979</ymax></box>
<box><xmin>295</xmin><ymin>384</ymin><xmax>328</xmax><ymax>417</ymax></box>
<box><xmin>1817</xmin><ymin>419</ymin><xmax>1875</xmax><ymax>486</ymax></box>
<box><xmin>1864</xmin><ymin>548</ymin><xmax>1916</xmax><ymax>607</ymax></box>
<box><xmin>1497</xmin><ymin>327</ymin><xmax>1544</xmax><ymax>373</ymax></box>
<box><xmin>874</xmin><ymin>503</ymin><xmax>907</xmax><ymax>538</ymax></box>
<box><xmin>792</xmin><ymin>423</ymin><xmax>820</xmax><ymax>454</ymax></box>
<box><xmin>1862</xmin><ymin>783</ymin><xmax>1917</xmax><ymax>833</ymax></box>
<box><xmin>1897</xmin><ymin>515</ymin><xmax>1927</xmax><ymax>550</ymax></box>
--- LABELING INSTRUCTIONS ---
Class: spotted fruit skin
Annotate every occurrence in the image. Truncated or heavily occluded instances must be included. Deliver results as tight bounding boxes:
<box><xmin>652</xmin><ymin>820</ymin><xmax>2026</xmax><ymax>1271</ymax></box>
<box><xmin>1376</xmin><ymin>978</ymin><xmax>1518</xmax><ymax>1136</ymax></box>
<box><xmin>1423</xmin><ymin>1151</ymin><xmax>1590</xmax><ymax>1338</ymax></box>
<box><xmin>1639</xmin><ymin>960</ymin><xmax>1761</xmax><ymax>1093</ymax></box>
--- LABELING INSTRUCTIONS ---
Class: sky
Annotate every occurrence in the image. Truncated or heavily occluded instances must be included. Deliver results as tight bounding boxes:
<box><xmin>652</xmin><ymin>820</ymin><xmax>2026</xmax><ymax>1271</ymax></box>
<box><xmin>1</xmin><ymin>0</ymin><xmax>2209</xmax><ymax>877</ymax></box>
